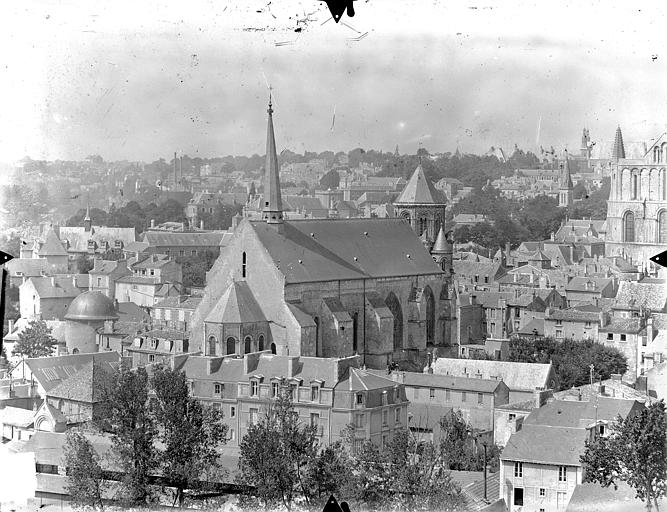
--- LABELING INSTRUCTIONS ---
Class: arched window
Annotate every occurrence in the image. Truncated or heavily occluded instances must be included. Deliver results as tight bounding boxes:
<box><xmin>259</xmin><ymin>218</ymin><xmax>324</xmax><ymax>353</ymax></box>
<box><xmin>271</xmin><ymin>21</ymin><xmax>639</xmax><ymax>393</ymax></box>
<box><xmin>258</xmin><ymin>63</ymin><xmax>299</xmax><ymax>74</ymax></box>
<box><xmin>632</xmin><ymin>174</ymin><xmax>638</xmax><ymax>199</ymax></box>
<box><xmin>424</xmin><ymin>286</ymin><xmax>435</xmax><ymax>344</ymax></box>
<box><xmin>72</xmin><ymin>348</ymin><xmax>79</xmax><ymax>354</ymax></box>
<box><xmin>352</xmin><ymin>312</ymin><xmax>359</xmax><ymax>352</ymax></box>
<box><xmin>270</xmin><ymin>342</ymin><xmax>277</xmax><ymax>355</ymax></box>
<box><xmin>385</xmin><ymin>292</ymin><xmax>403</xmax><ymax>351</ymax></box>
<box><xmin>244</xmin><ymin>336</ymin><xmax>252</xmax><ymax>354</ymax></box>
<box><xmin>419</xmin><ymin>217</ymin><xmax>427</xmax><ymax>236</ymax></box>
<box><xmin>208</xmin><ymin>336</ymin><xmax>217</xmax><ymax>356</ymax></box>
<box><xmin>242</xmin><ymin>252</ymin><xmax>247</xmax><ymax>278</ymax></box>
<box><xmin>441</xmin><ymin>259</ymin><xmax>447</xmax><ymax>272</ymax></box>
<box><xmin>659</xmin><ymin>211</ymin><xmax>667</xmax><ymax>244</ymax></box>
<box><xmin>226</xmin><ymin>337</ymin><xmax>236</xmax><ymax>355</ymax></box>
<box><xmin>401</xmin><ymin>211</ymin><xmax>411</xmax><ymax>225</ymax></box>
<box><xmin>624</xmin><ymin>211</ymin><xmax>635</xmax><ymax>243</ymax></box>
<box><xmin>258</xmin><ymin>334</ymin><xmax>265</xmax><ymax>351</ymax></box>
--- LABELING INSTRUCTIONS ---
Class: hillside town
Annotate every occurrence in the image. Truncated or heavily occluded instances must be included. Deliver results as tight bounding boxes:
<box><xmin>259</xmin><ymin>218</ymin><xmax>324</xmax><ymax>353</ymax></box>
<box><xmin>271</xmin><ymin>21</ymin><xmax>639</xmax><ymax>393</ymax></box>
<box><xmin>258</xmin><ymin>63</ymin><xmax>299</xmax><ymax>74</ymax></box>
<box><xmin>2</xmin><ymin>2</ymin><xmax>667</xmax><ymax>512</ymax></box>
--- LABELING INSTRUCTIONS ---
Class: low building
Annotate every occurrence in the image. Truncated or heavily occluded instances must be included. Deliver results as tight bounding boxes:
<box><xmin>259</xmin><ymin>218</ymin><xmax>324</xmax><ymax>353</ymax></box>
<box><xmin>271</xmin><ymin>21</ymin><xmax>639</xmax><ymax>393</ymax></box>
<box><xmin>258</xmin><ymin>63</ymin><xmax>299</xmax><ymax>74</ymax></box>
<box><xmin>564</xmin><ymin>277</ymin><xmax>616</xmax><ymax>307</ymax></box>
<box><xmin>544</xmin><ymin>307</ymin><xmax>604</xmax><ymax>341</ymax></box>
<box><xmin>432</xmin><ymin>358</ymin><xmax>558</xmax><ymax>404</ymax></box>
<box><xmin>500</xmin><ymin>398</ymin><xmax>645</xmax><ymax>512</ymax></box>
<box><xmin>141</xmin><ymin>230</ymin><xmax>229</xmax><ymax>259</ymax></box>
<box><xmin>19</xmin><ymin>276</ymin><xmax>86</xmax><ymax>321</ymax></box>
<box><xmin>88</xmin><ymin>259</ymin><xmax>131</xmax><ymax>298</ymax></box>
<box><xmin>126</xmin><ymin>328</ymin><xmax>192</xmax><ymax>367</ymax></box>
<box><xmin>150</xmin><ymin>295</ymin><xmax>202</xmax><ymax>332</ymax></box>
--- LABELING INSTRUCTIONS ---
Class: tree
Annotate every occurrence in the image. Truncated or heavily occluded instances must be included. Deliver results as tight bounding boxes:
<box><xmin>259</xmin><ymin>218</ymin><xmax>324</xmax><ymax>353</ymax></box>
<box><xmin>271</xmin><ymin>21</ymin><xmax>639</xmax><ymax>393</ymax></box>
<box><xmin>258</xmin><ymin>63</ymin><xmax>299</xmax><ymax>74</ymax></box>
<box><xmin>64</xmin><ymin>429</ymin><xmax>106</xmax><ymax>510</ymax></box>
<box><xmin>237</xmin><ymin>390</ymin><xmax>318</xmax><ymax>511</ymax></box>
<box><xmin>101</xmin><ymin>366</ymin><xmax>157</xmax><ymax>505</ymax></box>
<box><xmin>13</xmin><ymin>319</ymin><xmax>57</xmax><ymax>358</ymax></box>
<box><xmin>581</xmin><ymin>400</ymin><xmax>667</xmax><ymax>511</ymax></box>
<box><xmin>304</xmin><ymin>442</ymin><xmax>349</xmax><ymax>506</ymax></box>
<box><xmin>76</xmin><ymin>253</ymin><xmax>94</xmax><ymax>274</ymax></box>
<box><xmin>438</xmin><ymin>410</ymin><xmax>501</xmax><ymax>472</ymax></box>
<box><xmin>150</xmin><ymin>366</ymin><xmax>229</xmax><ymax>506</ymax></box>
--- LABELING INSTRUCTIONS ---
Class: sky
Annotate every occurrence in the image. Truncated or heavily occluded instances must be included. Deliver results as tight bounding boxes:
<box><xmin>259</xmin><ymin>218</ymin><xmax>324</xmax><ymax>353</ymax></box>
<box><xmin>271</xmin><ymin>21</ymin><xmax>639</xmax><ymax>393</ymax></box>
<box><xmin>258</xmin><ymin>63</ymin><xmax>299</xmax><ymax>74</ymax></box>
<box><xmin>2</xmin><ymin>0</ymin><xmax>667</xmax><ymax>163</ymax></box>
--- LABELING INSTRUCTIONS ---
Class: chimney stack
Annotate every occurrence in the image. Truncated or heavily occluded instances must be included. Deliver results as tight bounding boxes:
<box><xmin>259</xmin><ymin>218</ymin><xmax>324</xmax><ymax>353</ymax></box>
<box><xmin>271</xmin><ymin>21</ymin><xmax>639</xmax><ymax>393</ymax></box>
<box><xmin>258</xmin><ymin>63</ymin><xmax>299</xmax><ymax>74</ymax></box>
<box><xmin>150</xmin><ymin>219</ymin><xmax>155</xmax><ymax>229</ymax></box>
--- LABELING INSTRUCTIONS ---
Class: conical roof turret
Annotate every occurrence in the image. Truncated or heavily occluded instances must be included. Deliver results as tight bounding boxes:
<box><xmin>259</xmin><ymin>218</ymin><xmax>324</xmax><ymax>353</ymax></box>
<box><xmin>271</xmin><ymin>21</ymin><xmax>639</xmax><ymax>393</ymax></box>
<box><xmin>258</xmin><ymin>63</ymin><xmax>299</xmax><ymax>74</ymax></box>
<box><xmin>432</xmin><ymin>225</ymin><xmax>450</xmax><ymax>254</ymax></box>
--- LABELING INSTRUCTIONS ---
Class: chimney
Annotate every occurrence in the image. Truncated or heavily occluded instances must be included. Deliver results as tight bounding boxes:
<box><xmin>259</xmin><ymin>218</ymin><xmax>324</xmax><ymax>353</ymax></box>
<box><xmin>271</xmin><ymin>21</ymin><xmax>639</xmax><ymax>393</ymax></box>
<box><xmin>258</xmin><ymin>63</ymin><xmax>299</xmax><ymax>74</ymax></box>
<box><xmin>150</xmin><ymin>219</ymin><xmax>155</xmax><ymax>229</ymax></box>
<box><xmin>647</xmin><ymin>316</ymin><xmax>654</xmax><ymax>343</ymax></box>
<box><xmin>8</xmin><ymin>319</ymin><xmax>14</xmax><ymax>334</ymax></box>
<box><xmin>50</xmin><ymin>276</ymin><xmax>56</xmax><ymax>287</ymax></box>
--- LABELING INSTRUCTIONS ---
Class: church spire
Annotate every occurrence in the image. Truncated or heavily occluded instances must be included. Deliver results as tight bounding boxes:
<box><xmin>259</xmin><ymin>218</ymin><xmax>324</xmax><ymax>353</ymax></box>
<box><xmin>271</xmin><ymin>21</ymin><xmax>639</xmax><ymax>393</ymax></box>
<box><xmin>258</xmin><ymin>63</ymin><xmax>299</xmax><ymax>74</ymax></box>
<box><xmin>262</xmin><ymin>94</ymin><xmax>284</xmax><ymax>225</ymax></box>
<box><xmin>558</xmin><ymin>150</ymin><xmax>573</xmax><ymax>208</ymax></box>
<box><xmin>84</xmin><ymin>201</ymin><xmax>92</xmax><ymax>232</ymax></box>
<box><xmin>612</xmin><ymin>125</ymin><xmax>626</xmax><ymax>160</ymax></box>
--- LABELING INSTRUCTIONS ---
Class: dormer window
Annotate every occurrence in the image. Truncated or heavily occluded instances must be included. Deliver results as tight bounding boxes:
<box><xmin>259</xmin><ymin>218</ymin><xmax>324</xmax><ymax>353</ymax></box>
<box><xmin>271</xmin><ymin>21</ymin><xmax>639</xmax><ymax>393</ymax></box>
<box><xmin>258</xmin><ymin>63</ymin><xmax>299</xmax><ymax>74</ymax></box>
<box><xmin>382</xmin><ymin>391</ymin><xmax>388</xmax><ymax>405</ymax></box>
<box><xmin>311</xmin><ymin>385</ymin><xmax>320</xmax><ymax>402</ymax></box>
<box><xmin>250</xmin><ymin>380</ymin><xmax>258</xmax><ymax>397</ymax></box>
<box><xmin>150</xmin><ymin>339</ymin><xmax>158</xmax><ymax>350</ymax></box>
<box><xmin>356</xmin><ymin>392</ymin><xmax>364</xmax><ymax>405</ymax></box>
<box><xmin>272</xmin><ymin>382</ymin><xmax>280</xmax><ymax>398</ymax></box>
<box><xmin>214</xmin><ymin>383</ymin><xmax>223</xmax><ymax>395</ymax></box>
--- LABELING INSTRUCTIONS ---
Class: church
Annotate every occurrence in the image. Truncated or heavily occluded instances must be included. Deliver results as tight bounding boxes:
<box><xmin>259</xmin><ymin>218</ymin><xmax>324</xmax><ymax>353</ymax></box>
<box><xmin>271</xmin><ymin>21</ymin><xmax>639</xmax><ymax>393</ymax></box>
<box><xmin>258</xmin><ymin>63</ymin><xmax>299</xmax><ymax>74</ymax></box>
<box><xmin>188</xmin><ymin>99</ymin><xmax>455</xmax><ymax>369</ymax></box>
<box><xmin>605</xmin><ymin>126</ymin><xmax>667</xmax><ymax>273</ymax></box>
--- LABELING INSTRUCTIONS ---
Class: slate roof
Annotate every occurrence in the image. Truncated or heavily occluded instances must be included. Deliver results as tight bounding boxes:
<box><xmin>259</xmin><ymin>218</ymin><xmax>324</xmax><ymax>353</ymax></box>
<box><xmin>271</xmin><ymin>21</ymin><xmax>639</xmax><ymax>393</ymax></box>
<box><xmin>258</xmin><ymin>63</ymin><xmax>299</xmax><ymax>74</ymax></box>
<box><xmin>554</xmin><ymin>379</ymin><xmax>654</xmax><ymax>403</ymax></box>
<box><xmin>142</xmin><ymin>329</ymin><xmax>189</xmax><ymax>340</ymax></box>
<box><xmin>567</xmin><ymin>481</ymin><xmax>666</xmax><ymax>512</ymax></box>
<box><xmin>394</xmin><ymin>165</ymin><xmax>447</xmax><ymax>205</ymax></box>
<box><xmin>142</xmin><ymin>231</ymin><xmax>227</xmax><ymax>248</ymax></box>
<box><xmin>5</xmin><ymin>258</ymin><xmax>50</xmax><ymax>277</ymax></box>
<box><xmin>21</xmin><ymin>431</ymin><xmax>117</xmax><ymax>469</ymax></box>
<box><xmin>599</xmin><ymin>318</ymin><xmax>643</xmax><ymax>333</ymax></box>
<box><xmin>25</xmin><ymin>352</ymin><xmax>121</xmax><ymax>394</ymax></box>
<box><xmin>515</xmin><ymin>317</ymin><xmax>545</xmax><ymax>336</ymax></box>
<box><xmin>59</xmin><ymin>226</ymin><xmax>136</xmax><ymax>252</ymax></box>
<box><xmin>39</xmin><ymin>229</ymin><xmax>68</xmax><ymax>256</ymax></box>
<box><xmin>132</xmin><ymin>254</ymin><xmax>172</xmax><ymax>269</ymax></box>
<box><xmin>470</xmin><ymin>291</ymin><xmax>515</xmax><ymax>309</ymax></box>
<box><xmin>205</xmin><ymin>281</ymin><xmax>266</xmax><ymax>324</ymax></box>
<box><xmin>502</xmin><ymin>424</ymin><xmax>589</xmax><ymax>465</ymax></box>
<box><xmin>432</xmin><ymin>358</ymin><xmax>555</xmax><ymax>391</ymax></box>
<box><xmin>25</xmin><ymin>276</ymin><xmax>80</xmax><ymax>299</ymax></box>
<box><xmin>286</xmin><ymin>302</ymin><xmax>317</xmax><ymax>327</ymax></box>
<box><xmin>116</xmin><ymin>275</ymin><xmax>160</xmax><ymax>285</ymax></box>
<box><xmin>89</xmin><ymin>259</ymin><xmax>127</xmax><ymax>274</ymax></box>
<box><xmin>546</xmin><ymin>308</ymin><xmax>600</xmax><ymax>322</ymax></box>
<box><xmin>152</xmin><ymin>295</ymin><xmax>202</xmax><ymax>310</ymax></box>
<box><xmin>384</xmin><ymin>370</ymin><xmax>506</xmax><ymax>393</ymax></box>
<box><xmin>249</xmin><ymin>218</ymin><xmax>441</xmax><ymax>283</ymax></box>
<box><xmin>522</xmin><ymin>397</ymin><xmax>641</xmax><ymax>428</ymax></box>
<box><xmin>565</xmin><ymin>276</ymin><xmax>614</xmax><ymax>293</ymax></box>
<box><xmin>338</xmin><ymin>367</ymin><xmax>398</xmax><ymax>391</ymax></box>
<box><xmin>283</xmin><ymin>195</ymin><xmax>327</xmax><ymax>213</ymax></box>
<box><xmin>0</xmin><ymin>406</ymin><xmax>36</xmax><ymax>428</ymax></box>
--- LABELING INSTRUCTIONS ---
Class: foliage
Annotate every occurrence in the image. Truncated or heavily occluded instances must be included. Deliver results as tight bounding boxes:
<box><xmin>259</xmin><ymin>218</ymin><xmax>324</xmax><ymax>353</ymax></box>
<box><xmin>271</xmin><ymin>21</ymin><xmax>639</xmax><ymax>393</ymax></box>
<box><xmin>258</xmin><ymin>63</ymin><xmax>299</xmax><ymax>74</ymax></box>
<box><xmin>100</xmin><ymin>366</ymin><xmax>157</xmax><ymax>505</ymax></box>
<box><xmin>64</xmin><ymin>429</ymin><xmax>106</xmax><ymax>510</ymax></box>
<box><xmin>438</xmin><ymin>410</ymin><xmax>501</xmax><ymax>472</ymax></box>
<box><xmin>237</xmin><ymin>390</ymin><xmax>318</xmax><ymax>511</ymax></box>
<box><xmin>0</xmin><ymin>231</ymin><xmax>21</xmax><ymax>258</ymax></box>
<box><xmin>570</xmin><ymin>177</ymin><xmax>611</xmax><ymax>220</ymax></box>
<box><xmin>150</xmin><ymin>366</ymin><xmax>229</xmax><ymax>506</ymax></box>
<box><xmin>507</xmin><ymin>336</ymin><xmax>628</xmax><ymax>390</ymax></box>
<box><xmin>175</xmin><ymin>249</ymin><xmax>218</xmax><ymax>287</ymax></box>
<box><xmin>196</xmin><ymin>203</ymin><xmax>243</xmax><ymax>231</ymax></box>
<box><xmin>581</xmin><ymin>400</ymin><xmax>667</xmax><ymax>510</ymax></box>
<box><xmin>14</xmin><ymin>319</ymin><xmax>57</xmax><ymax>358</ymax></box>
<box><xmin>76</xmin><ymin>253</ymin><xmax>94</xmax><ymax>274</ymax></box>
<box><xmin>303</xmin><ymin>442</ymin><xmax>349</xmax><ymax>506</ymax></box>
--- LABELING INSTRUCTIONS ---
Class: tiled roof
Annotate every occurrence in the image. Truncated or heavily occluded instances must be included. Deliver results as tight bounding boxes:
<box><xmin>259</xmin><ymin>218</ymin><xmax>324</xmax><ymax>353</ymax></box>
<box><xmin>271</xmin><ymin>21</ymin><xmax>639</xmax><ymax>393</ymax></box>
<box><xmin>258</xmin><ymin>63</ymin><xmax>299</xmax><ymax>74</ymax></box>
<box><xmin>523</xmin><ymin>397</ymin><xmax>641</xmax><ymax>428</ymax></box>
<box><xmin>462</xmin><ymin>472</ymin><xmax>501</xmax><ymax>512</ymax></box>
<box><xmin>25</xmin><ymin>352</ymin><xmax>120</xmax><ymax>393</ymax></box>
<box><xmin>0</xmin><ymin>406</ymin><xmax>36</xmax><ymax>428</ymax></box>
<box><xmin>515</xmin><ymin>317</ymin><xmax>545</xmax><ymax>336</ymax></box>
<box><xmin>384</xmin><ymin>370</ymin><xmax>506</xmax><ymax>393</ymax></box>
<box><xmin>250</xmin><ymin>218</ymin><xmax>441</xmax><ymax>283</ymax></box>
<box><xmin>47</xmin><ymin>360</ymin><xmax>116</xmax><ymax>403</ymax></box>
<box><xmin>567</xmin><ymin>481</ymin><xmax>665</xmax><ymax>512</ymax></box>
<box><xmin>152</xmin><ymin>296</ymin><xmax>202</xmax><ymax>310</ymax></box>
<box><xmin>470</xmin><ymin>291</ymin><xmax>515</xmax><ymax>309</ymax></box>
<box><xmin>546</xmin><ymin>308</ymin><xmax>600</xmax><ymax>322</ymax></box>
<box><xmin>394</xmin><ymin>165</ymin><xmax>447</xmax><ymax>205</ymax></box>
<box><xmin>39</xmin><ymin>229</ymin><xmax>68</xmax><ymax>256</ymax></box>
<box><xmin>616</xmin><ymin>280</ymin><xmax>667</xmax><ymax>311</ymax></box>
<box><xmin>432</xmin><ymin>358</ymin><xmax>555</xmax><ymax>391</ymax></box>
<box><xmin>205</xmin><ymin>281</ymin><xmax>266</xmax><ymax>324</ymax></box>
<box><xmin>599</xmin><ymin>318</ymin><xmax>643</xmax><ymax>333</ymax></box>
<box><xmin>132</xmin><ymin>254</ymin><xmax>172</xmax><ymax>269</ymax></box>
<box><xmin>554</xmin><ymin>379</ymin><xmax>654</xmax><ymax>403</ymax></box>
<box><xmin>90</xmin><ymin>260</ymin><xmax>127</xmax><ymax>274</ymax></box>
<box><xmin>116</xmin><ymin>275</ymin><xmax>160</xmax><ymax>285</ymax></box>
<box><xmin>339</xmin><ymin>367</ymin><xmax>398</xmax><ymax>391</ymax></box>
<box><xmin>5</xmin><ymin>258</ymin><xmax>50</xmax><ymax>277</ymax></box>
<box><xmin>142</xmin><ymin>231</ymin><xmax>227</xmax><ymax>248</ymax></box>
<box><xmin>565</xmin><ymin>276</ymin><xmax>614</xmax><ymax>293</ymax></box>
<box><xmin>142</xmin><ymin>329</ymin><xmax>188</xmax><ymax>340</ymax></box>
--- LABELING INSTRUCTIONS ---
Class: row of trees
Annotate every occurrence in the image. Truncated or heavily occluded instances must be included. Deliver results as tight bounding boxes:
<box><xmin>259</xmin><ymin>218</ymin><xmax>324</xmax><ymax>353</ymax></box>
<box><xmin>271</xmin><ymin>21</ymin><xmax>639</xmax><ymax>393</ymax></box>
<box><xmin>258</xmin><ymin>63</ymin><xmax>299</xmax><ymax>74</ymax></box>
<box><xmin>65</xmin><ymin>365</ymin><xmax>228</xmax><ymax>509</ymax></box>
<box><xmin>238</xmin><ymin>393</ymin><xmax>499</xmax><ymax>512</ymax></box>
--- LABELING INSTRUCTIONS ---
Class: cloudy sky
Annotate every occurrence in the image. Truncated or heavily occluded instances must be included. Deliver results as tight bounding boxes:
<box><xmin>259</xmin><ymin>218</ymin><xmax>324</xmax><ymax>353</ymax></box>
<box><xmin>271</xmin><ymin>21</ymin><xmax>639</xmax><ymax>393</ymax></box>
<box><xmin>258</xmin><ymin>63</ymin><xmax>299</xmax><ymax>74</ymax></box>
<box><xmin>2</xmin><ymin>0</ymin><xmax>667</xmax><ymax>163</ymax></box>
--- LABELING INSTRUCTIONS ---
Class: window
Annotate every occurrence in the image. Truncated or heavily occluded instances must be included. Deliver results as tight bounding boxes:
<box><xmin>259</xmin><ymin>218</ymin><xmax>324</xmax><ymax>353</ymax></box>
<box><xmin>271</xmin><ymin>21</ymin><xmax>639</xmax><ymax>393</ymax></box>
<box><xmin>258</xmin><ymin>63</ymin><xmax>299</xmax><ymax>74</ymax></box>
<box><xmin>513</xmin><ymin>488</ymin><xmax>524</xmax><ymax>507</ymax></box>
<box><xmin>354</xmin><ymin>413</ymin><xmax>365</xmax><ymax>428</ymax></box>
<box><xmin>242</xmin><ymin>251</ymin><xmax>247</xmax><ymax>278</ymax></box>
<box><xmin>514</xmin><ymin>461</ymin><xmax>523</xmax><ymax>478</ymax></box>
<box><xmin>179</xmin><ymin>250</ymin><xmax>185</xmax><ymax>257</ymax></box>
<box><xmin>382</xmin><ymin>391</ymin><xmax>388</xmax><ymax>405</ymax></box>
<box><xmin>250</xmin><ymin>380</ymin><xmax>258</xmax><ymax>397</ymax></box>
<box><xmin>556</xmin><ymin>329</ymin><xmax>563</xmax><ymax>338</ymax></box>
<box><xmin>244</xmin><ymin>336</ymin><xmax>252</xmax><ymax>354</ymax></box>
<box><xmin>272</xmin><ymin>382</ymin><xmax>280</xmax><ymax>398</ymax></box>
<box><xmin>258</xmin><ymin>334</ymin><xmax>265</xmax><ymax>351</ymax></box>
<box><xmin>356</xmin><ymin>393</ymin><xmax>364</xmax><ymax>405</ymax></box>
<box><xmin>208</xmin><ymin>336</ymin><xmax>217</xmax><ymax>356</ymax></box>
<box><xmin>659</xmin><ymin>210</ymin><xmax>667</xmax><ymax>243</ymax></box>
<box><xmin>382</xmin><ymin>410</ymin><xmax>388</xmax><ymax>426</ymax></box>
<box><xmin>484</xmin><ymin>276</ymin><xmax>489</xmax><ymax>284</ymax></box>
<box><xmin>310</xmin><ymin>413</ymin><xmax>320</xmax><ymax>430</ymax></box>
<box><xmin>311</xmin><ymin>385</ymin><xmax>319</xmax><ymax>402</ymax></box>
<box><xmin>395</xmin><ymin>408</ymin><xmax>400</xmax><ymax>423</ymax></box>
<box><xmin>97</xmin><ymin>277</ymin><xmax>102</xmax><ymax>287</ymax></box>
<box><xmin>429</xmin><ymin>388</ymin><xmax>435</xmax><ymax>399</ymax></box>
<box><xmin>226</xmin><ymin>337</ymin><xmax>235</xmax><ymax>355</ymax></box>
<box><xmin>557</xmin><ymin>491</ymin><xmax>567</xmax><ymax>509</ymax></box>
<box><xmin>288</xmin><ymin>384</ymin><xmax>298</xmax><ymax>400</ymax></box>
<box><xmin>461</xmin><ymin>391</ymin><xmax>467</xmax><ymax>402</ymax></box>
<box><xmin>191</xmin><ymin>250</ymin><xmax>196</xmax><ymax>256</ymax></box>
<box><xmin>558</xmin><ymin>465</ymin><xmax>567</xmax><ymax>482</ymax></box>
<box><xmin>148</xmin><ymin>354</ymin><xmax>155</xmax><ymax>363</ymax></box>
<box><xmin>214</xmin><ymin>383</ymin><xmax>222</xmax><ymax>395</ymax></box>
<box><xmin>249</xmin><ymin>408</ymin><xmax>258</xmax><ymax>425</ymax></box>
<box><xmin>270</xmin><ymin>342</ymin><xmax>277</xmax><ymax>355</ymax></box>
<box><xmin>539</xmin><ymin>488</ymin><xmax>546</xmax><ymax>497</ymax></box>
<box><xmin>230</xmin><ymin>406</ymin><xmax>236</xmax><ymax>418</ymax></box>
<box><xmin>607</xmin><ymin>333</ymin><xmax>614</xmax><ymax>340</ymax></box>
<box><xmin>352</xmin><ymin>312</ymin><xmax>358</xmax><ymax>352</ymax></box>
<box><xmin>478</xmin><ymin>393</ymin><xmax>484</xmax><ymax>404</ymax></box>
<box><xmin>394</xmin><ymin>387</ymin><xmax>400</xmax><ymax>401</ymax></box>
<box><xmin>556</xmin><ymin>319</ymin><xmax>563</xmax><ymax>326</ymax></box>
<box><xmin>474</xmin><ymin>274</ymin><xmax>479</xmax><ymax>283</ymax></box>
<box><xmin>620</xmin><ymin>334</ymin><xmax>627</xmax><ymax>342</ymax></box>
<box><xmin>445</xmin><ymin>389</ymin><xmax>451</xmax><ymax>401</ymax></box>
<box><xmin>150</xmin><ymin>339</ymin><xmax>158</xmax><ymax>349</ymax></box>
<box><xmin>509</xmin><ymin>413</ymin><xmax>516</xmax><ymax>421</ymax></box>
<box><xmin>624</xmin><ymin>211</ymin><xmax>635</xmax><ymax>242</ymax></box>
<box><xmin>229</xmin><ymin>428</ymin><xmax>235</xmax><ymax>441</ymax></box>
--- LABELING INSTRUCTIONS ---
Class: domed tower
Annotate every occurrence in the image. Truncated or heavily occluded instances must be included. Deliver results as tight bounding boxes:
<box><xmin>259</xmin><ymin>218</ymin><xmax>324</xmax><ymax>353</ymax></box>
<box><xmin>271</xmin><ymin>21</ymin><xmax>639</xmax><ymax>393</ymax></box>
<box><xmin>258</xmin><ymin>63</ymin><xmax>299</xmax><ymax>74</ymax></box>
<box><xmin>65</xmin><ymin>291</ymin><xmax>118</xmax><ymax>354</ymax></box>
<box><xmin>393</xmin><ymin>162</ymin><xmax>447</xmax><ymax>244</ymax></box>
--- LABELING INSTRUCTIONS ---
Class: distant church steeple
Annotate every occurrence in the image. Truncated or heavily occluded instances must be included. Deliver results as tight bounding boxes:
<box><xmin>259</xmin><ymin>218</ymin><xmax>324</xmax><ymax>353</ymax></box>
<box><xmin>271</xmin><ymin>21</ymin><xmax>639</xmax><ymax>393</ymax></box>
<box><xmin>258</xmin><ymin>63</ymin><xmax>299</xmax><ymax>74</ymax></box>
<box><xmin>84</xmin><ymin>202</ymin><xmax>92</xmax><ymax>232</ymax></box>
<box><xmin>558</xmin><ymin>150</ymin><xmax>573</xmax><ymax>208</ymax></box>
<box><xmin>612</xmin><ymin>125</ymin><xmax>626</xmax><ymax>160</ymax></box>
<box><xmin>262</xmin><ymin>93</ymin><xmax>284</xmax><ymax>225</ymax></box>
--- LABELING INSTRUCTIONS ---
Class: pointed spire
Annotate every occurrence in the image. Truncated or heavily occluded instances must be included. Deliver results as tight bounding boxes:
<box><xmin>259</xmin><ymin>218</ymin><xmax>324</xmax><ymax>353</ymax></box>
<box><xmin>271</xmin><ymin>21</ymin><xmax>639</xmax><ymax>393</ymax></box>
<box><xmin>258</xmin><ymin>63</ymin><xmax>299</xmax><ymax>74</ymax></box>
<box><xmin>560</xmin><ymin>150</ymin><xmax>573</xmax><ymax>190</ymax></box>
<box><xmin>432</xmin><ymin>225</ymin><xmax>449</xmax><ymax>254</ymax></box>
<box><xmin>84</xmin><ymin>201</ymin><xmax>92</xmax><ymax>232</ymax></box>
<box><xmin>262</xmin><ymin>94</ymin><xmax>283</xmax><ymax>225</ymax></box>
<box><xmin>612</xmin><ymin>125</ymin><xmax>626</xmax><ymax>160</ymax></box>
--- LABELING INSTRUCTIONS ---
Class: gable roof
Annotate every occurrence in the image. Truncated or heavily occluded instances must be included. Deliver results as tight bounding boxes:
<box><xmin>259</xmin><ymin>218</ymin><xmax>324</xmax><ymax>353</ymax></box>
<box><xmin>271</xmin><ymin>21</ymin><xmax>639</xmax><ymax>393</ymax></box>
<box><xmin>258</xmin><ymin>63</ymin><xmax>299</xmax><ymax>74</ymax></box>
<box><xmin>205</xmin><ymin>281</ymin><xmax>266</xmax><ymax>324</ymax></box>
<box><xmin>142</xmin><ymin>231</ymin><xmax>226</xmax><ymax>248</ymax></box>
<box><xmin>59</xmin><ymin>226</ymin><xmax>136</xmax><ymax>252</ymax></box>
<box><xmin>46</xmin><ymin>360</ymin><xmax>116</xmax><ymax>403</ymax></box>
<box><xmin>432</xmin><ymin>358</ymin><xmax>555</xmax><ymax>391</ymax></box>
<box><xmin>394</xmin><ymin>165</ymin><xmax>447</xmax><ymax>205</ymax></box>
<box><xmin>5</xmin><ymin>258</ymin><xmax>50</xmax><ymax>277</ymax></box>
<box><xmin>338</xmin><ymin>367</ymin><xmax>398</xmax><ymax>391</ymax></box>
<box><xmin>25</xmin><ymin>352</ymin><xmax>121</xmax><ymax>394</ymax></box>
<box><xmin>24</xmin><ymin>276</ymin><xmax>81</xmax><ymax>299</ymax></box>
<box><xmin>249</xmin><ymin>218</ymin><xmax>441</xmax><ymax>284</ymax></box>
<box><xmin>385</xmin><ymin>370</ymin><xmax>506</xmax><ymax>393</ymax></box>
<box><xmin>501</xmin><ymin>424</ymin><xmax>589</xmax><ymax>465</ymax></box>
<box><xmin>523</xmin><ymin>397</ymin><xmax>641</xmax><ymax>428</ymax></box>
<box><xmin>39</xmin><ymin>229</ymin><xmax>68</xmax><ymax>256</ymax></box>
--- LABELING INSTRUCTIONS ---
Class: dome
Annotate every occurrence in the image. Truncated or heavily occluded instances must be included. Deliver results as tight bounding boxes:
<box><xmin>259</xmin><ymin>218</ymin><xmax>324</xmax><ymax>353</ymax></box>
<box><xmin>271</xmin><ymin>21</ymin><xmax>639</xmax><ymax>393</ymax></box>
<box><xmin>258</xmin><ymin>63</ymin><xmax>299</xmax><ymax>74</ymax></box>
<box><xmin>65</xmin><ymin>291</ymin><xmax>119</xmax><ymax>322</ymax></box>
